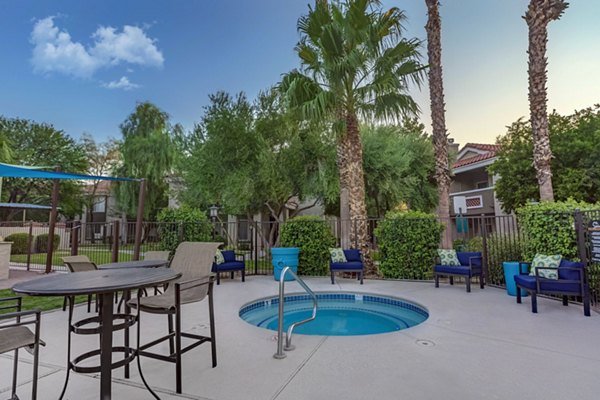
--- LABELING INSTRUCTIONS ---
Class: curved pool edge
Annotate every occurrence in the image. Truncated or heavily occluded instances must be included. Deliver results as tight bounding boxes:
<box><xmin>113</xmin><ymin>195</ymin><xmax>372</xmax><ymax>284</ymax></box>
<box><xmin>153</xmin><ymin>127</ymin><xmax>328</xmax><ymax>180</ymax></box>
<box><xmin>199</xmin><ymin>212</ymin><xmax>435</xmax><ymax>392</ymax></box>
<box><xmin>239</xmin><ymin>291</ymin><xmax>429</xmax><ymax>336</ymax></box>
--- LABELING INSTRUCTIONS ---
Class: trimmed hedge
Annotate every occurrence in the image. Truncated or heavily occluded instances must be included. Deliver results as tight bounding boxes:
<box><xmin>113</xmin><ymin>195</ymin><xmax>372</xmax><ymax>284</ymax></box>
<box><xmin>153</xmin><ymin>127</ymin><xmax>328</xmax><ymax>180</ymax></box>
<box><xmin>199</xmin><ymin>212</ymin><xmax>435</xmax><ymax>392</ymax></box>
<box><xmin>35</xmin><ymin>233</ymin><xmax>60</xmax><ymax>253</ymax></box>
<box><xmin>374</xmin><ymin>211</ymin><xmax>444</xmax><ymax>279</ymax></box>
<box><xmin>157</xmin><ymin>206</ymin><xmax>213</xmax><ymax>254</ymax></box>
<box><xmin>517</xmin><ymin>199</ymin><xmax>598</xmax><ymax>261</ymax></box>
<box><xmin>5</xmin><ymin>233</ymin><xmax>30</xmax><ymax>255</ymax></box>
<box><xmin>279</xmin><ymin>216</ymin><xmax>336</xmax><ymax>276</ymax></box>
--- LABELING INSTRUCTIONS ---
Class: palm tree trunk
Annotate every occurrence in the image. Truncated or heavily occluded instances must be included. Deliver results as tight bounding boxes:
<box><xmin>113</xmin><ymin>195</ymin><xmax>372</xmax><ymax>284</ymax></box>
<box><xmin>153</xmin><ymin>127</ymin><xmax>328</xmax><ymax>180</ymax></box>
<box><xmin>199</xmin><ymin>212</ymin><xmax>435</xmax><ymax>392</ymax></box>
<box><xmin>337</xmin><ymin>129</ymin><xmax>351</xmax><ymax>249</ymax></box>
<box><xmin>524</xmin><ymin>0</ymin><xmax>568</xmax><ymax>202</ymax></box>
<box><xmin>341</xmin><ymin>112</ymin><xmax>374</xmax><ymax>274</ymax></box>
<box><xmin>426</xmin><ymin>0</ymin><xmax>452</xmax><ymax>248</ymax></box>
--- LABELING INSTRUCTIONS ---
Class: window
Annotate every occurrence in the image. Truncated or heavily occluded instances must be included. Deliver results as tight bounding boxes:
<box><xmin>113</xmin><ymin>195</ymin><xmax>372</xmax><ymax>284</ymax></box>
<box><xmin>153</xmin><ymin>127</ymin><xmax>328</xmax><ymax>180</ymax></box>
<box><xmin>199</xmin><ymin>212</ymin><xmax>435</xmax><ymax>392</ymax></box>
<box><xmin>476</xmin><ymin>181</ymin><xmax>489</xmax><ymax>189</ymax></box>
<box><xmin>93</xmin><ymin>197</ymin><xmax>106</xmax><ymax>213</ymax></box>
<box><xmin>465</xmin><ymin>195</ymin><xmax>483</xmax><ymax>209</ymax></box>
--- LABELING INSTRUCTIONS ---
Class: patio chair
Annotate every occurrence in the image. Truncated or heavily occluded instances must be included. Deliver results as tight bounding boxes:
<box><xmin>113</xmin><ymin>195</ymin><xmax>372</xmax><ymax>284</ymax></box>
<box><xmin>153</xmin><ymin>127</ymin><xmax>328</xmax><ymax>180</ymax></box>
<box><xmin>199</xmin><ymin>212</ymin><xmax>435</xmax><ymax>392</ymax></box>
<box><xmin>0</xmin><ymin>296</ymin><xmax>43</xmax><ymax>400</ymax></box>
<box><xmin>144</xmin><ymin>250</ymin><xmax>172</xmax><ymax>294</ymax></box>
<box><xmin>515</xmin><ymin>259</ymin><xmax>591</xmax><ymax>316</ymax></box>
<box><xmin>144</xmin><ymin>250</ymin><xmax>171</xmax><ymax>263</ymax></box>
<box><xmin>128</xmin><ymin>241</ymin><xmax>221</xmax><ymax>394</ymax></box>
<box><xmin>211</xmin><ymin>250</ymin><xmax>245</xmax><ymax>285</ymax></box>
<box><xmin>329</xmin><ymin>249</ymin><xmax>364</xmax><ymax>285</ymax></box>
<box><xmin>61</xmin><ymin>255</ymin><xmax>98</xmax><ymax>312</ymax></box>
<box><xmin>434</xmin><ymin>251</ymin><xmax>484</xmax><ymax>293</ymax></box>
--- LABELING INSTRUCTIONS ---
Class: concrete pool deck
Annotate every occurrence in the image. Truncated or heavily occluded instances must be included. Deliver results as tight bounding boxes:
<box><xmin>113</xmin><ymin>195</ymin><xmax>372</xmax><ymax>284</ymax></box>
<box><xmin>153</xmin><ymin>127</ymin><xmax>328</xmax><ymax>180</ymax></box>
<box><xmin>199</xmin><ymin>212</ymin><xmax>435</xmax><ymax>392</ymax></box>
<box><xmin>1</xmin><ymin>276</ymin><xmax>599</xmax><ymax>399</ymax></box>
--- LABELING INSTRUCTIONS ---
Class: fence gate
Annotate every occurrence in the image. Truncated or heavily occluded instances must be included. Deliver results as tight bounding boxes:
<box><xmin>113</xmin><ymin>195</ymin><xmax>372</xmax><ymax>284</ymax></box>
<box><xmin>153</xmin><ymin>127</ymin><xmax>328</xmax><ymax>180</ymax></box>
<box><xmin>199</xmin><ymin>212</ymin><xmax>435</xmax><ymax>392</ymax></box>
<box><xmin>578</xmin><ymin>210</ymin><xmax>600</xmax><ymax>310</ymax></box>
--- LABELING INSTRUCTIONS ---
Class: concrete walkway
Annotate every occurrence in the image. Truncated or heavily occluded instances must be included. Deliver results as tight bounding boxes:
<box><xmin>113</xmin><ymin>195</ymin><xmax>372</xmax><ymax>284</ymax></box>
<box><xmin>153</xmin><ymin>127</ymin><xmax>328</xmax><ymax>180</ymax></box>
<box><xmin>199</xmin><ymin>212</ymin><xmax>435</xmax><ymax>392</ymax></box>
<box><xmin>2</xmin><ymin>276</ymin><xmax>599</xmax><ymax>400</ymax></box>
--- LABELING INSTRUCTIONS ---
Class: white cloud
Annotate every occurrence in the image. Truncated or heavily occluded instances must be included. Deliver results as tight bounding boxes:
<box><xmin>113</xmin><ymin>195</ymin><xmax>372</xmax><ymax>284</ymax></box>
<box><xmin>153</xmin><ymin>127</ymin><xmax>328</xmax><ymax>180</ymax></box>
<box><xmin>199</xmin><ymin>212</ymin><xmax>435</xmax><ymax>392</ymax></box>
<box><xmin>30</xmin><ymin>16</ymin><xmax>164</xmax><ymax>78</ymax></box>
<box><xmin>102</xmin><ymin>76</ymin><xmax>140</xmax><ymax>90</ymax></box>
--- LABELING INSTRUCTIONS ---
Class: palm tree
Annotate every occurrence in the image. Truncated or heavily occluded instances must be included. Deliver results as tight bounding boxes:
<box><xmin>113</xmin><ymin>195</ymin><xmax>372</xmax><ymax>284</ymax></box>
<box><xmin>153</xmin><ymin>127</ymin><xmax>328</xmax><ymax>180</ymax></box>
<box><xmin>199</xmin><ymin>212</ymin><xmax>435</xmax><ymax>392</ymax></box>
<box><xmin>424</xmin><ymin>0</ymin><xmax>452</xmax><ymax>247</ymax></box>
<box><xmin>281</xmin><ymin>0</ymin><xmax>424</xmax><ymax>273</ymax></box>
<box><xmin>524</xmin><ymin>0</ymin><xmax>568</xmax><ymax>201</ymax></box>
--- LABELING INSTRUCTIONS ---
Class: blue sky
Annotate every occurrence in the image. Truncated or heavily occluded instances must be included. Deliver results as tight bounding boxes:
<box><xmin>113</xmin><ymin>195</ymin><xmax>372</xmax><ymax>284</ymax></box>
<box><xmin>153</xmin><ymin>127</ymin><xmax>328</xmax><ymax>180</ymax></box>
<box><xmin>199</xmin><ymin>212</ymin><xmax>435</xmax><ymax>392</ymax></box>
<box><xmin>1</xmin><ymin>0</ymin><xmax>599</xmax><ymax>146</ymax></box>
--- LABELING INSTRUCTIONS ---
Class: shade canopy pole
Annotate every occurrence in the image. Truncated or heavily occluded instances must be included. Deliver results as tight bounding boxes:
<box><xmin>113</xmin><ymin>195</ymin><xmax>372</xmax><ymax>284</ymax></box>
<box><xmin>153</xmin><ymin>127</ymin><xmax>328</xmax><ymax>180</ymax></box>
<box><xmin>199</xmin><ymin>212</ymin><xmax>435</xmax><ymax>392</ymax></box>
<box><xmin>45</xmin><ymin>169</ymin><xmax>60</xmax><ymax>274</ymax></box>
<box><xmin>133</xmin><ymin>178</ymin><xmax>145</xmax><ymax>261</ymax></box>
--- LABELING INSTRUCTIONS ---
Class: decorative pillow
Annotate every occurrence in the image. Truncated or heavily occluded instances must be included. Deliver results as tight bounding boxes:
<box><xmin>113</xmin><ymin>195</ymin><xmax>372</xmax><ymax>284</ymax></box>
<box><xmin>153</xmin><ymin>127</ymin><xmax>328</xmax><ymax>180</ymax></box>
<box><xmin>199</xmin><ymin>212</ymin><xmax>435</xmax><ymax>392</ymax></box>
<box><xmin>529</xmin><ymin>254</ymin><xmax>562</xmax><ymax>279</ymax></box>
<box><xmin>437</xmin><ymin>249</ymin><xmax>461</xmax><ymax>266</ymax></box>
<box><xmin>214</xmin><ymin>250</ymin><xmax>225</xmax><ymax>265</ymax></box>
<box><xmin>329</xmin><ymin>248</ymin><xmax>347</xmax><ymax>263</ymax></box>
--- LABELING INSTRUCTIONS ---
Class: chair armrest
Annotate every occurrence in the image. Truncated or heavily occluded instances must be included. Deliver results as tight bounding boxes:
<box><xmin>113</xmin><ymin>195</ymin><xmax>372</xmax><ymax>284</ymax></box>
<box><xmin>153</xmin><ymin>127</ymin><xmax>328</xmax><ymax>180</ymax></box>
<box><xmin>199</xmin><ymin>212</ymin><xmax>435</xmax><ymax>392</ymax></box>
<box><xmin>468</xmin><ymin>256</ymin><xmax>482</xmax><ymax>269</ymax></box>
<box><xmin>0</xmin><ymin>296</ymin><xmax>23</xmax><ymax>303</ymax></box>
<box><xmin>518</xmin><ymin>262</ymin><xmax>530</xmax><ymax>275</ymax></box>
<box><xmin>236</xmin><ymin>253</ymin><xmax>246</xmax><ymax>263</ymax></box>
<box><xmin>174</xmin><ymin>275</ymin><xmax>215</xmax><ymax>292</ymax></box>
<box><xmin>556</xmin><ymin>267</ymin><xmax>584</xmax><ymax>282</ymax></box>
<box><xmin>0</xmin><ymin>309</ymin><xmax>41</xmax><ymax>330</ymax></box>
<box><xmin>0</xmin><ymin>296</ymin><xmax>22</xmax><ymax>313</ymax></box>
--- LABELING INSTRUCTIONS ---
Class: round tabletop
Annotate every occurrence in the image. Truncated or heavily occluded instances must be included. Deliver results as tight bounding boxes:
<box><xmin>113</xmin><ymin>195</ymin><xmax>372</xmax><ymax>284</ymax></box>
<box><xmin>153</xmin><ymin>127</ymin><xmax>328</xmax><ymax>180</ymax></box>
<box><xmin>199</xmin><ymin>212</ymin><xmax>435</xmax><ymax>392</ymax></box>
<box><xmin>12</xmin><ymin>268</ymin><xmax>181</xmax><ymax>297</ymax></box>
<box><xmin>98</xmin><ymin>259</ymin><xmax>169</xmax><ymax>270</ymax></box>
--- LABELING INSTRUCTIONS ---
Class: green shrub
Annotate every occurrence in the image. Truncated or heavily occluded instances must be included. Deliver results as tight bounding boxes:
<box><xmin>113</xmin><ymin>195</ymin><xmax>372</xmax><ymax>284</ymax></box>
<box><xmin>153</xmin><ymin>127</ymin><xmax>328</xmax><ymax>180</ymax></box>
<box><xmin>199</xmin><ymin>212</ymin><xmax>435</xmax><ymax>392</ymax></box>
<box><xmin>517</xmin><ymin>199</ymin><xmax>598</xmax><ymax>261</ymax></box>
<box><xmin>5</xmin><ymin>233</ymin><xmax>31</xmax><ymax>254</ymax></box>
<box><xmin>279</xmin><ymin>216</ymin><xmax>336</xmax><ymax>276</ymax></box>
<box><xmin>157</xmin><ymin>206</ymin><xmax>213</xmax><ymax>254</ymax></box>
<box><xmin>374</xmin><ymin>211</ymin><xmax>443</xmax><ymax>279</ymax></box>
<box><xmin>35</xmin><ymin>233</ymin><xmax>60</xmax><ymax>253</ymax></box>
<box><xmin>453</xmin><ymin>236</ymin><xmax>483</xmax><ymax>253</ymax></box>
<box><xmin>486</xmin><ymin>233</ymin><xmax>523</xmax><ymax>285</ymax></box>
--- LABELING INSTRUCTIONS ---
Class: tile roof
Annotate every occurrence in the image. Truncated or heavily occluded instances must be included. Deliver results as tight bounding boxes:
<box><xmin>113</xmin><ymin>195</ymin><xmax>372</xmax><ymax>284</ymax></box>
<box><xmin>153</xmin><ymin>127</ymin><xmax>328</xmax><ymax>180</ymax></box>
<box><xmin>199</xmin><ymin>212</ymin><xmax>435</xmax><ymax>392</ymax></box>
<box><xmin>453</xmin><ymin>143</ymin><xmax>500</xmax><ymax>169</ymax></box>
<box><xmin>462</xmin><ymin>143</ymin><xmax>501</xmax><ymax>152</ymax></box>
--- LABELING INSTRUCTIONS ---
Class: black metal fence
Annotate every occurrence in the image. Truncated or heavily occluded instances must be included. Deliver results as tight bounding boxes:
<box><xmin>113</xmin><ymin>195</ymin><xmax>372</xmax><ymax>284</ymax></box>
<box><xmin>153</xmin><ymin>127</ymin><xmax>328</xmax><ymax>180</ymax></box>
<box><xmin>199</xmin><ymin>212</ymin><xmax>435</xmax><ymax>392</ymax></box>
<box><xmin>4</xmin><ymin>210</ymin><xmax>599</xmax><ymax>310</ymax></box>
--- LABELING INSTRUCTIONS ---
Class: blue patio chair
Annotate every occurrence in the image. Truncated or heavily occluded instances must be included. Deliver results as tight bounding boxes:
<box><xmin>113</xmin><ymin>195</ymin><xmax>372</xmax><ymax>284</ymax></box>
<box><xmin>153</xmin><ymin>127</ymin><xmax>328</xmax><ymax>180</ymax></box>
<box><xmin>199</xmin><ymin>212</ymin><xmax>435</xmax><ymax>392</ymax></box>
<box><xmin>212</xmin><ymin>250</ymin><xmax>245</xmax><ymax>285</ymax></box>
<box><xmin>514</xmin><ymin>259</ymin><xmax>591</xmax><ymax>316</ymax></box>
<box><xmin>330</xmin><ymin>249</ymin><xmax>364</xmax><ymax>285</ymax></box>
<box><xmin>434</xmin><ymin>251</ymin><xmax>484</xmax><ymax>292</ymax></box>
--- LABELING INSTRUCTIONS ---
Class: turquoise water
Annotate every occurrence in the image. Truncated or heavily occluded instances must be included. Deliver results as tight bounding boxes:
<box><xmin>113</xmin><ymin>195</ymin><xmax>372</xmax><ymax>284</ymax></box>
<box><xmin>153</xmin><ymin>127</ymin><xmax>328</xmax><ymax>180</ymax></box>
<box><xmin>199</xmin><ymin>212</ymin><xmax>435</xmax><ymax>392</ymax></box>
<box><xmin>239</xmin><ymin>292</ymin><xmax>428</xmax><ymax>336</ymax></box>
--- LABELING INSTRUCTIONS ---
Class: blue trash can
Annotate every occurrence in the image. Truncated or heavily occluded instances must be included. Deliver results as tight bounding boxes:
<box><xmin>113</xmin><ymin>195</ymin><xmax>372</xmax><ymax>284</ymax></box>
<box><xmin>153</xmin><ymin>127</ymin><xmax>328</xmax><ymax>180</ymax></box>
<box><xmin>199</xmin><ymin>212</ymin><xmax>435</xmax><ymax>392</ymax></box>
<box><xmin>503</xmin><ymin>261</ymin><xmax>528</xmax><ymax>297</ymax></box>
<box><xmin>271</xmin><ymin>247</ymin><xmax>300</xmax><ymax>281</ymax></box>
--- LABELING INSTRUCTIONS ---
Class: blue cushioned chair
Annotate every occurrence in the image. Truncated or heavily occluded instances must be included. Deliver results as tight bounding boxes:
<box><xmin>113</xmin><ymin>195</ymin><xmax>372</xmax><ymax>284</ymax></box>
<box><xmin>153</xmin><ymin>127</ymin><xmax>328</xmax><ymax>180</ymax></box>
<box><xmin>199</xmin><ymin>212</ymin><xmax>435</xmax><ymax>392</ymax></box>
<box><xmin>434</xmin><ymin>252</ymin><xmax>484</xmax><ymax>293</ymax></box>
<box><xmin>515</xmin><ymin>259</ymin><xmax>590</xmax><ymax>316</ymax></box>
<box><xmin>212</xmin><ymin>250</ymin><xmax>245</xmax><ymax>285</ymax></box>
<box><xmin>330</xmin><ymin>249</ymin><xmax>364</xmax><ymax>285</ymax></box>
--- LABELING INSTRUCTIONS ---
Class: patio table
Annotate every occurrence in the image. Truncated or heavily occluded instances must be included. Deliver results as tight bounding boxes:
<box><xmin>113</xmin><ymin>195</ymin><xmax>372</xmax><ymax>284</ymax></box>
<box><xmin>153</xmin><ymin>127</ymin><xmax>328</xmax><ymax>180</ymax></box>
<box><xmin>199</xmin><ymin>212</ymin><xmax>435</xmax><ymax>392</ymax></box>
<box><xmin>12</xmin><ymin>267</ymin><xmax>181</xmax><ymax>400</ymax></box>
<box><xmin>98</xmin><ymin>259</ymin><xmax>169</xmax><ymax>270</ymax></box>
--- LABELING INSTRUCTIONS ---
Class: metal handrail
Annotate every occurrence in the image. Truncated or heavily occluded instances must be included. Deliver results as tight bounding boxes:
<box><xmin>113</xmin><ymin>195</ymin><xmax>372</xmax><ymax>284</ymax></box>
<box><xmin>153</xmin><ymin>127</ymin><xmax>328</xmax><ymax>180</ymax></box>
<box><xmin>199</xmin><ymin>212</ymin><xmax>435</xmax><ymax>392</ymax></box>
<box><xmin>273</xmin><ymin>266</ymin><xmax>318</xmax><ymax>359</ymax></box>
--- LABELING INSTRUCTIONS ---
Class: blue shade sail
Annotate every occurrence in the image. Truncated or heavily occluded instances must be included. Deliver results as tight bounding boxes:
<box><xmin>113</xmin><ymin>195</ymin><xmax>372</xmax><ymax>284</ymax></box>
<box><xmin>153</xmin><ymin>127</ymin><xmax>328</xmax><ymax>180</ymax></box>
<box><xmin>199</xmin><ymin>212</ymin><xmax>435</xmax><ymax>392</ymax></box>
<box><xmin>0</xmin><ymin>162</ymin><xmax>137</xmax><ymax>181</ymax></box>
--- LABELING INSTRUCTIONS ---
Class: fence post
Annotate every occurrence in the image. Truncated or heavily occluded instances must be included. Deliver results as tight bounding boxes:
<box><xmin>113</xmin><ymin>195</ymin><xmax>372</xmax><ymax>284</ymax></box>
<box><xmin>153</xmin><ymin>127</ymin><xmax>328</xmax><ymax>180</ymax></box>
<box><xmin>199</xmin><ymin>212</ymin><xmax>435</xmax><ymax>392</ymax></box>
<box><xmin>112</xmin><ymin>220</ymin><xmax>120</xmax><ymax>263</ymax></box>
<box><xmin>26</xmin><ymin>221</ymin><xmax>33</xmax><ymax>271</ymax></box>
<box><xmin>70</xmin><ymin>222</ymin><xmax>79</xmax><ymax>256</ymax></box>
<box><xmin>178</xmin><ymin>222</ymin><xmax>185</xmax><ymax>244</ymax></box>
<box><xmin>574</xmin><ymin>209</ymin><xmax>588</xmax><ymax>266</ymax></box>
<box><xmin>480</xmin><ymin>214</ymin><xmax>489</xmax><ymax>284</ymax></box>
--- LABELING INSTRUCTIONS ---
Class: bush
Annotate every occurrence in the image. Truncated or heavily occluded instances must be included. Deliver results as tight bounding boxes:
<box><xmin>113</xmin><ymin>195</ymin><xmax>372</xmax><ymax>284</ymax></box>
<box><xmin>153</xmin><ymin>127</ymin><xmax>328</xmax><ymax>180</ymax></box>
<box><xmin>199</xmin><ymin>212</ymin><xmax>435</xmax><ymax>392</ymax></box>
<box><xmin>486</xmin><ymin>233</ymin><xmax>524</xmax><ymax>285</ymax></box>
<box><xmin>517</xmin><ymin>199</ymin><xmax>598</xmax><ymax>261</ymax></box>
<box><xmin>157</xmin><ymin>206</ymin><xmax>213</xmax><ymax>254</ymax></box>
<box><xmin>35</xmin><ymin>233</ymin><xmax>60</xmax><ymax>253</ymax></box>
<box><xmin>374</xmin><ymin>211</ymin><xmax>444</xmax><ymax>279</ymax></box>
<box><xmin>453</xmin><ymin>236</ymin><xmax>483</xmax><ymax>252</ymax></box>
<box><xmin>5</xmin><ymin>233</ymin><xmax>30</xmax><ymax>254</ymax></box>
<box><xmin>279</xmin><ymin>216</ymin><xmax>336</xmax><ymax>276</ymax></box>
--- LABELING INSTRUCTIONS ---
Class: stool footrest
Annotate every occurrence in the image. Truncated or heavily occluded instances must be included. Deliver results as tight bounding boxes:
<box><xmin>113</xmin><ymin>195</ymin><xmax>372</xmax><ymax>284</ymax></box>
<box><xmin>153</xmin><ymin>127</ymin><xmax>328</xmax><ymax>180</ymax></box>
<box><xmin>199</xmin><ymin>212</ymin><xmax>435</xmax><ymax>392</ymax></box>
<box><xmin>71</xmin><ymin>346</ymin><xmax>136</xmax><ymax>374</ymax></box>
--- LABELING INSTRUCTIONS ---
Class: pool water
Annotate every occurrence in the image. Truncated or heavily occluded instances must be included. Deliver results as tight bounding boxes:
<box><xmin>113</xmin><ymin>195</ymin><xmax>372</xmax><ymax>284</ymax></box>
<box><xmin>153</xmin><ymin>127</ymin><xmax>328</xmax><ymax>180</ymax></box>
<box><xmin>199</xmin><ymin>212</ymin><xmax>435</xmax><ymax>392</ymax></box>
<box><xmin>239</xmin><ymin>292</ymin><xmax>428</xmax><ymax>336</ymax></box>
